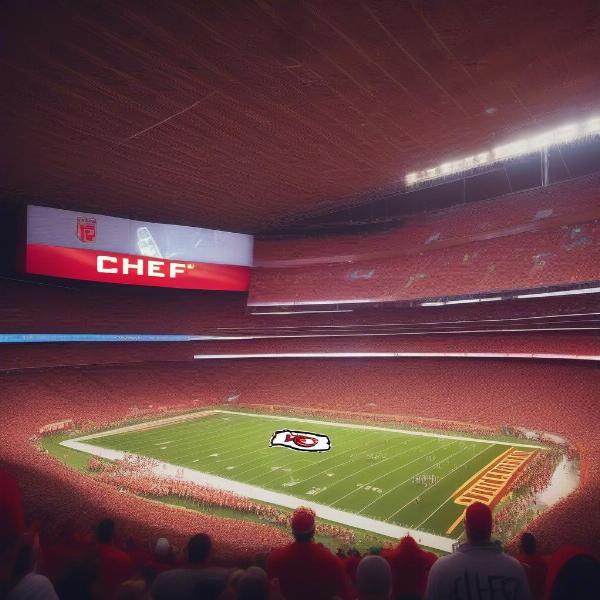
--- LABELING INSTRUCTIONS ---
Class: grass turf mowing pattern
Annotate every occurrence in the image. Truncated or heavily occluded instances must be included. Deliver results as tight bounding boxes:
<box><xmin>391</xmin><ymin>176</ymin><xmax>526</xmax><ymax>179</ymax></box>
<box><xmin>88</xmin><ymin>412</ymin><xmax>515</xmax><ymax>537</ymax></box>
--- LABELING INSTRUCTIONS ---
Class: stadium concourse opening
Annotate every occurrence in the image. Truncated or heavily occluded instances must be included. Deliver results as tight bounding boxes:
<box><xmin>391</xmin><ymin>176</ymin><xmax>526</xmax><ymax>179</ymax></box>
<box><xmin>2</xmin><ymin>1</ymin><xmax>600</xmax><ymax>599</ymax></box>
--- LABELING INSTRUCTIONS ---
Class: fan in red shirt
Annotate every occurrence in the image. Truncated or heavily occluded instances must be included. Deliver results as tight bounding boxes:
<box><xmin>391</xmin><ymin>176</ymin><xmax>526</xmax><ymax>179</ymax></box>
<box><xmin>0</xmin><ymin>469</ymin><xmax>24</xmax><ymax>548</ymax></box>
<box><xmin>516</xmin><ymin>533</ymin><xmax>548</xmax><ymax>600</ymax></box>
<box><xmin>95</xmin><ymin>519</ymin><xmax>133</xmax><ymax>598</ymax></box>
<box><xmin>266</xmin><ymin>507</ymin><xmax>352</xmax><ymax>600</ymax></box>
<box><xmin>380</xmin><ymin>535</ymin><xmax>437</xmax><ymax>599</ymax></box>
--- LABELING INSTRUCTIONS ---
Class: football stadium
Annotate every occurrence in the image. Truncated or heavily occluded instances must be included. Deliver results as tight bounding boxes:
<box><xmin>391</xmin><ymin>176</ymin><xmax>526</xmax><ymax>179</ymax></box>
<box><xmin>1</xmin><ymin>2</ymin><xmax>600</xmax><ymax>599</ymax></box>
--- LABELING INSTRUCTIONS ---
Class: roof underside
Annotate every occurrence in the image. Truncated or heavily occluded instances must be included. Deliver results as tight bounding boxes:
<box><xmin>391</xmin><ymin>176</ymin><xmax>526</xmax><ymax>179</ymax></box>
<box><xmin>2</xmin><ymin>0</ymin><xmax>599</xmax><ymax>232</ymax></box>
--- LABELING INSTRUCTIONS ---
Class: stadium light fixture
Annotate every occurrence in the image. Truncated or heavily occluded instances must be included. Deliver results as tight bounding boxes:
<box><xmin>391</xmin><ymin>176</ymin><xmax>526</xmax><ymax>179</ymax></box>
<box><xmin>405</xmin><ymin>115</ymin><xmax>600</xmax><ymax>186</ymax></box>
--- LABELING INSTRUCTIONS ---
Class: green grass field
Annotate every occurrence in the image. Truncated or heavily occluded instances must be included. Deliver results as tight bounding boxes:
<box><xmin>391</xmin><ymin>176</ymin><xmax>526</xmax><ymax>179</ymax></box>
<box><xmin>81</xmin><ymin>410</ymin><xmax>539</xmax><ymax>539</ymax></box>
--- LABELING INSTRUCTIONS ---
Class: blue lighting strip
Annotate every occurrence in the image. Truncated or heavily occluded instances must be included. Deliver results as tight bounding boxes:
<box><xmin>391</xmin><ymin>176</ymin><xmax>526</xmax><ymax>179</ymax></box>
<box><xmin>0</xmin><ymin>334</ymin><xmax>197</xmax><ymax>343</ymax></box>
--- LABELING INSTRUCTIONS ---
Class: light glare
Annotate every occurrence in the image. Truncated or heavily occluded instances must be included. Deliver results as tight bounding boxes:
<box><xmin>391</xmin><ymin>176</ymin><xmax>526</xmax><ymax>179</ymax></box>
<box><xmin>406</xmin><ymin>114</ymin><xmax>600</xmax><ymax>185</ymax></box>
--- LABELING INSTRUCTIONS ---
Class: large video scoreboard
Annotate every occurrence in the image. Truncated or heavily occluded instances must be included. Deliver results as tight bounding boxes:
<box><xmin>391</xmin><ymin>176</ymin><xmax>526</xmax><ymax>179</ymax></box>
<box><xmin>24</xmin><ymin>205</ymin><xmax>253</xmax><ymax>291</ymax></box>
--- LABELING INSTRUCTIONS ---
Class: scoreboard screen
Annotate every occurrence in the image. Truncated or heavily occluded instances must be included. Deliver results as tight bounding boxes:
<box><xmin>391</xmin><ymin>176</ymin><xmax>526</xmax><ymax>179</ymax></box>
<box><xmin>24</xmin><ymin>205</ymin><xmax>253</xmax><ymax>291</ymax></box>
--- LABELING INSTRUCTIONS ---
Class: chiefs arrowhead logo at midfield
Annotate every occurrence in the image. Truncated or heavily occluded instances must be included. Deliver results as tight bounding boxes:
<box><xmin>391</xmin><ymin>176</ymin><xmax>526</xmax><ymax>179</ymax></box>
<box><xmin>270</xmin><ymin>429</ymin><xmax>331</xmax><ymax>452</ymax></box>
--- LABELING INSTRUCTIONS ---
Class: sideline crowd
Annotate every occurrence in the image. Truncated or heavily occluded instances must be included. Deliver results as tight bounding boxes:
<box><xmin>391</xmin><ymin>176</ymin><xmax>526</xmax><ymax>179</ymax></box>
<box><xmin>2</xmin><ymin>469</ymin><xmax>599</xmax><ymax>600</ymax></box>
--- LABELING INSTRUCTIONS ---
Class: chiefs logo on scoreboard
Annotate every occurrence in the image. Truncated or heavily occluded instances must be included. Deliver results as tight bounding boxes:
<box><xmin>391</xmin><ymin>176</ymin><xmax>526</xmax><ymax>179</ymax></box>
<box><xmin>270</xmin><ymin>429</ymin><xmax>331</xmax><ymax>452</ymax></box>
<box><xmin>77</xmin><ymin>217</ymin><xmax>97</xmax><ymax>243</ymax></box>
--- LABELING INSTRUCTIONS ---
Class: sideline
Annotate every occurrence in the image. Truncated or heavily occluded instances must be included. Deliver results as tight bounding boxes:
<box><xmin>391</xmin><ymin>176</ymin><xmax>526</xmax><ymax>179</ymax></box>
<box><xmin>60</xmin><ymin>438</ymin><xmax>457</xmax><ymax>552</ymax></box>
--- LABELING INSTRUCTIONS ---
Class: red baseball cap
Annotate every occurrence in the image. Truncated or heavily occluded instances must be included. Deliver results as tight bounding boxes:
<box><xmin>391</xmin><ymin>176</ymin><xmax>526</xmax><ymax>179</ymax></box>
<box><xmin>291</xmin><ymin>507</ymin><xmax>316</xmax><ymax>535</ymax></box>
<box><xmin>465</xmin><ymin>502</ymin><xmax>492</xmax><ymax>541</ymax></box>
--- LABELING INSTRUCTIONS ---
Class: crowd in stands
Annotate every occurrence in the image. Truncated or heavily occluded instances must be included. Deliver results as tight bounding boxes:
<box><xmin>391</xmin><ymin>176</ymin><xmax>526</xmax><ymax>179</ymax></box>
<box><xmin>89</xmin><ymin>456</ymin><xmax>354</xmax><ymax>546</ymax></box>
<box><xmin>255</xmin><ymin>173</ymin><xmax>600</xmax><ymax>264</ymax></box>
<box><xmin>2</xmin><ymin>472</ymin><xmax>599</xmax><ymax>600</ymax></box>
<box><xmin>251</xmin><ymin>173</ymin><xmax>600</xmax><ymax>305</ymax></box>
<box><xmin>250</xmin><ymin>220</ymin><xmax>600</xmax><ymax>305</ymax></box>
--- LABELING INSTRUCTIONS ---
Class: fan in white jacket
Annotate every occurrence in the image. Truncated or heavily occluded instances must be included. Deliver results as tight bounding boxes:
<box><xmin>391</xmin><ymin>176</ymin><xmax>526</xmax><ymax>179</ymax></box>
<box><xmin>425</xmin><ymin>502</ymin><xmax>531</xmax><ymax>600</ymax></box>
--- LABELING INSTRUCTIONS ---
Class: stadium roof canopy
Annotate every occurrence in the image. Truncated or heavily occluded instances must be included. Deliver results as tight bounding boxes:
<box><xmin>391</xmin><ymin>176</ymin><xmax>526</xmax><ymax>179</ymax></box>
<box><xmin>2</xmin><ymin>0</ymin><xmax>599</xmax><ymax>233</ymax></box>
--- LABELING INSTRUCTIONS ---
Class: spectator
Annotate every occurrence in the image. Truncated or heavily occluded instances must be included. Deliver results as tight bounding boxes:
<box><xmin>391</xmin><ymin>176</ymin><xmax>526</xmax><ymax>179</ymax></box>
<box><xmin>266</xmin><ymin>507</ymin><xmax>352</xmax><ymax>600</ymax></box>
<box><xmin>219</xmin><ymin>568</ymin><xmax>245</xmax><ymax>600</ymax></box>
<box><xmin>0</xmin><ymin>470</ymin><xmax>25</xmax><ymax>551</ymax></box>
<box><xmin>425</xmin><ymin>502</ymin><xmax>531</xmax><ymax>600</ymax></box>
<box><xmin>115</xmin><ymin>578</ymin><xmax>150</xmax><ymax>600</ymax></box>
<box><xmin>545</xmin><ymin>545</ymin><xmax>600</xmax><ymax>600</ymax></box>
<box><xmin>516</xmin><ymin>533</ymin><xmax>547</xmax><ymax>600</ymax></box>
<box><xmin>53</xmin><ymin>553</ymin><xmax>99</xmax><ymax>600</ymax></box>
<box><xmin>381</xmin><ymin>535</ymin><xmax>436</xmax><ymax>599</ymax></box>
<box><xmin>152</xmin><ymin>533</ymin><xmax>228</xmax><ymax>600</ymax></box>
<box><xmin>95</xmin><ymin>518</ymin><xmax>134</xmax><ymax>597</ymax></box>
<box><xmin>548</xmin><ymin>554</ymin><xmax>600</xmax><ymax>600</ymax></box>
<box><xmin>237</xmin><ymin>567</ymin><xmax>271</xmax><ymax>600</ymax></box>
<box><xmin>152</xmin><ymin>537</ymin><xmax>176</xmax><ymax>572</ymax></box>
<box><xmin>343</xmin><ymin>548</ymin><xmax>362</xmax><ymax>583</ymax></box>
<box><xmin>6</xmin><ymin>541</ymin><xmax>59</xmax><ymax>600</ymax></box>
<box><xmin>356</xmin><ymin>555</ymin><xmax>392</xmax><ymax>600</ymax></box>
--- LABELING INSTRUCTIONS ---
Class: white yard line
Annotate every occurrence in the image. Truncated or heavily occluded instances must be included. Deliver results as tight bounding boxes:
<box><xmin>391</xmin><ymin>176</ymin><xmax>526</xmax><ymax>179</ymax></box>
<box><xmin>328</xmin><ymin>439</ymin><xmax>451</xmax><ymax>507</ymax></box>
<box><xmin>388</xmin><ymin>444</ymin><xmax>494</xmax><ymax>523</ymax></box>
<box><xmin>356</xmin><ymin>442</ymin><xmax>469</xmax><ymax>515</ymax></box>
<box><xmin>59</xmin><ymin>438</ymin><xmax>456</xmax><ymax>552</ymax></box>
<box><xmin>416</xmin><ymin>493</ymin><xmax>458</xmax><ymax>530</ymax></box>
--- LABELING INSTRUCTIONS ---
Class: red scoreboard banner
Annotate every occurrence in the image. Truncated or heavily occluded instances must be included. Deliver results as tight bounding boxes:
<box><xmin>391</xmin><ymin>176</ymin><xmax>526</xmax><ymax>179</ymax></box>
<box><xmin>25</xmin><ymin>206</ymin><xmax>253</xmax><ymax>291</ymax></box>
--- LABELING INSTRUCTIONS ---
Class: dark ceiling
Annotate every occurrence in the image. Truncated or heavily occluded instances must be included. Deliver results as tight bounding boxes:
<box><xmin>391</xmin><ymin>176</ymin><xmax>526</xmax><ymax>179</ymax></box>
<box><xmin>2</xmin><ymin>0</ymin><xmax>600</xmax><ymax>233</ymax></box>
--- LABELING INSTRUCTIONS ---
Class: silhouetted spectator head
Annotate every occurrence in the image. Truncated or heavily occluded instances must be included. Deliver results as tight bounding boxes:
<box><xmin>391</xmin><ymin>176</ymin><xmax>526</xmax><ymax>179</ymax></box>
<box><xmin>520</xmin><ymin>532</ymin><xmax>537</xmax><ymax>555</ymax></box>
<box><xmin>154</xmin><ymin>537</ymin><xmax>171</xmax><ymax>561</ymax></box>
<box><xmin>0</xmin><ymin>470</ymin><xmax>25</xmax><ymax>551</ymax></box>
<box><xmin>291</xmin><ymin>507</ymin><xmax>315</xmax><ymax>543</ymax></box>
<box><xmin>356</xmin><ymin>555</ymin><xmax>392</xmax><ymax>600</ymax></box>
<box><xmin>10</xmin><ymin>541</ymin><xmax>34</xmax><ymax>585</ymax></box>
<box><xmin>224</xmin><ymin>568</ymin><xmax>244</xmax><ymax>597</ymax></box>
<box><xmin>464</xmin><ymin>502</ymin><xmax>492</xmax><ymax>544</ymax></box>
<box><xmin>115</xmin><ymin>579</ymin><xmax>147</xmax><ymax>600</ymax></box>
<box><xmin>550</xmin><ymin>554</ymin><xmax>600</xmax><ymax>600</ymax></box>
<box><xmin>54</xmin><ymin>553</ymin><xmax>99</xmax><ymax>600</ymax></box>
<box><xmin>237</xmin><ymin>567</ymin><xmax>269</xmax><ymax>600</ymax></box>
<box><xmin>96</xmin><ymin>519</ymin><xmax>115</xmax><ymax>544</ymax></box>
<box><xmin>187</xmin><ymin>533</ymin><xmax>212</xmax><ymax>565</ymax></box>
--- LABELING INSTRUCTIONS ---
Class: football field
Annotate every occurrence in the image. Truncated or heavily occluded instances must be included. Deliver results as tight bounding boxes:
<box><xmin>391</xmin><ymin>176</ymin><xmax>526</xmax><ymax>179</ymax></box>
<box><xmin>68</xmin><ymin>410</ymin><xmax>541</xmax><ymax>544</ymax></box>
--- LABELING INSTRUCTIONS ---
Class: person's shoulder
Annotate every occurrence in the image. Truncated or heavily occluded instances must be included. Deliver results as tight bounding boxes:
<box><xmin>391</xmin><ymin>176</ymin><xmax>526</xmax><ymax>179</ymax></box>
<box><xmin>101</xmin><ymin>543</ymin><xmax>131</xmax><ymax>560</ymax></box>
<box><xmin>198</xmin><ymin>566</ymin><xmax>229</xmax><ymax>580</ymax></box>
<box><xmin>502</xmin><ymin>552</ymin><xmax>528</xmax><ymax>570</ymax></box>
<box><xmin>495</xmin><ymin>550</ymin><xmax>524</xmax><ymax>566</ymax></box>
<box><xmin>269</xmin><ymin>543</ymin><xmax>294</xmax><ymax>559</ymax></box>
<box><xmin>380</xmin><ymin>547</ymin><xmax>399</xmax><ymax>563</ymax></box>
<box><xmin>486</xmin><ymin>550</ymin><xmax>528</xmax><ymax>578</ymax></box>
<box><xmin>7</xmin><ymin>573</ymin><xmax>58</xmax><ymax>600</ymax></box>
<box><xmin>267</xmin><ymin>543</ymin><xmax>295</xmax><ymax>571</ymax></box>
<box><xmin>312</xmin><ymin>542</ymin><xmax>342</xmax><ymax>561</ymax></box>
<box><xmin>428</xmin><ymin>551</ymin><xmax>463</xmax><ymax>575</ymax></box>
<box><xmin>154</xmin><ymin>567</ymin><xmax>185</xmax><ymax>584</ymax></box>
<box><xmin>432</xmin><ymin>552</ymin><xmax>460</xmax><ymax>566</ymax></box>
<box><xmin>424</xmin><ymin>551</ymin><xmax>438</xmax><ymax>566</ymax></box>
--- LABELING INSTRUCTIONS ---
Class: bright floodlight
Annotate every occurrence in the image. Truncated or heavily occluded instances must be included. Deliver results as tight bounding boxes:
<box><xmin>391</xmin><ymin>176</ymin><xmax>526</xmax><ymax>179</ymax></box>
<box><xmin>405</xmin><ymin>115</ymin><xmax>600</xmax><ymax>186</ymax></box>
